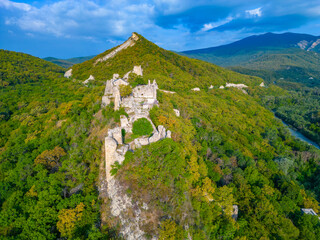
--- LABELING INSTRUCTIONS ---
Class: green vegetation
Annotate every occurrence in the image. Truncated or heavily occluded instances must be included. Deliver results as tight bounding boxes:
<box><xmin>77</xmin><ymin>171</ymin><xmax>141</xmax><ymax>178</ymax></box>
<box><xmin>132</xmin><ymin>118</ymin><xmax>153</xmax><ymax>137</ymax></box>
<box><xmin>182</xmin><ymin>32</ymin><xmax>320</xmax><ymax>88</ymax></box>
<box><xmin>117</xmin><ymin>87</ymin><xmax>320</xmax><ymax>239</ymax></box>
<box><xmin>71</xmin><ymin>33</ymin><xmax>262</xmax><ymax>92</ymax></box>
<box><xmin>0</xmin><ymin>50</ymin><xmax>64</xmax><ymax>86</ymax></box>
<box><xmin>251</xmin><ymin>84</ymin><xmax>320</xmax><ymax>146</ymax></box>
<box><xmin>1</xmin><ymin>32</ymin><xmax>320</xmax><ymax>240</ymax></box>
<box><xmin>0</xmin><ymin>50</ymin><xmax>112</xmax><ymax>239</ymax></box>
<box><xmin>119</xmin><ymin>84</ymin><xmax>132</xmax><ymax>97</ymax></box>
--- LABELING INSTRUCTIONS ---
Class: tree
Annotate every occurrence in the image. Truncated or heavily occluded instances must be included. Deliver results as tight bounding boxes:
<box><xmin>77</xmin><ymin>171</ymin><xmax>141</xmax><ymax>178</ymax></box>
<box><xmin>57</xmin><ymin>202</ymin><xmax>85</xmax><ymax>238</ymax></box>
<box><xmin>132</xmin><ymin>118</ymin><xmax>153</xmax><ymax>136</ymax></box>
<box><xmin>34</xmin><ymin>146</ymin><xmax>66</xmax><ymax>170</ymax></box>
<box><xmin>120</xmin><ymin>85</ymin><xmax>132</xmax><ymax>97</ymax></box>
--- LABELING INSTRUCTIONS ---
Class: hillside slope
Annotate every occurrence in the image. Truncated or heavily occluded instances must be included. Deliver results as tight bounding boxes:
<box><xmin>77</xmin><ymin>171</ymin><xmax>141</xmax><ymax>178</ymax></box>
<box><xmin>70</xmin><ymin>33</ymin><xmax>262</xmax><ymax>91</ymax></box>
<box><xmin>0</xmin><ymin>50</ymin><xmax>64</xmax><ymax>86</ymax></box>
<box><xmin>71</xmin><ymin>33</ymin><xmax>320</xmax><ymax>239</ymax></box>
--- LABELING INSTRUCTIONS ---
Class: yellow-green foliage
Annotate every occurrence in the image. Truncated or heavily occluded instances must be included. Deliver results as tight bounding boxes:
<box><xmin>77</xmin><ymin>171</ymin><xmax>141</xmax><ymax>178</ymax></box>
<box><xmin>71</xmin><ymin>33</ymin><xmax>261</xmax><ymax>91</ymax></box>
<box><xmin>119</xmin><ymin>84</ymin><xmax>132</xmax><ymax>97</ymax></box>
<box><xmin>0</xmin><ymin>49</ymin><xmax>64</xmax><ymax>86</ymax></box>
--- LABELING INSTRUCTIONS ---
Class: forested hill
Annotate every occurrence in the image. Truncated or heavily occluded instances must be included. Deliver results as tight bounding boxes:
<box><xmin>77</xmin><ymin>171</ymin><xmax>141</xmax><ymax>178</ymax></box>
<box><xmin>70</xmin><ymin>32</ymin><xmax>262</xmax><ymax>92</ymax></box>
<box><xmin>181</xmin><ymin>32</ymin><xmax>320</xmax><ymax>88</ymax></box>
<box><xmin>1</xmin><ymin>34</ymin><xmax>320</xmax><ymax>239</ymax></box>
<box><xmin>0</xmin><ymin>50</ymin><xmax>64</xmax><ymax>86</ymax></box>
<box><xmin>70</xmin><ymin>33</ymin><xmax>320</xmax><ymax>239</ymax></box>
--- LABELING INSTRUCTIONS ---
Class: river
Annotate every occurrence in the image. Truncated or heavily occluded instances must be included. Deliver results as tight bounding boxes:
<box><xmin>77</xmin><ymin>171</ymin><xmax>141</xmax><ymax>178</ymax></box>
<box><xmin>275</xmin><ymin>116</ymin><xmax>320</xmax><ymax>150</ymax></box>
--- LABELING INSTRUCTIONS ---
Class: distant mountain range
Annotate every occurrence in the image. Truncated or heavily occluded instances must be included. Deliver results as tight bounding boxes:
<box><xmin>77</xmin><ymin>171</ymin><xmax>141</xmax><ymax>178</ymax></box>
<box><xmin>43</xmin><ymin>55</ymin><xmax>95</xmax><ymax>68</ymax></box>
<box><xmin>182</xmin><ymin>32</ymin><xmax>320</xmax><ymax>87</ymax></box>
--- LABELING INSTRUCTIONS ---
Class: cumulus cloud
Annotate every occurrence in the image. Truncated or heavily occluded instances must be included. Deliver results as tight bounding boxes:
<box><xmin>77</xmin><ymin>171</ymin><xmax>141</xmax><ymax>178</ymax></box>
<box><xmin>246</xmin><ymin>7</ymin><xmax>262</xmax><ymax>17</ymax></box>
<box><xmin>1</xmin><ymin>0</ymin><xmax>320</xmax><ymax>57</ymax></box>
<box><xmin>0</xmin><ymin>0</ymin><xmax>32</xmax><ymax>11</ymax></box>
<box><xmin>2</xmin><ymin>0</ymin><xmax>155</xmax><ymax>38</ymax></box>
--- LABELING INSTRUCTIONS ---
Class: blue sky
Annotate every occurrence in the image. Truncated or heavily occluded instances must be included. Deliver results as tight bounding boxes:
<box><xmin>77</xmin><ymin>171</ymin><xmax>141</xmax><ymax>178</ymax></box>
<box><xmin>1</xmin><ymin>0</ymin><xmax>320</xmax><ymax>58</ymax></box>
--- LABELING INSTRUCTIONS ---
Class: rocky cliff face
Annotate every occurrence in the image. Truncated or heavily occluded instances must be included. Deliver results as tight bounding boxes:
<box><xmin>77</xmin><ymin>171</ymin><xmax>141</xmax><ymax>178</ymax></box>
<box><xmin>95</xmin><ymin>33</ymin><xmax>139</xmax><ymax>64</ymax></box>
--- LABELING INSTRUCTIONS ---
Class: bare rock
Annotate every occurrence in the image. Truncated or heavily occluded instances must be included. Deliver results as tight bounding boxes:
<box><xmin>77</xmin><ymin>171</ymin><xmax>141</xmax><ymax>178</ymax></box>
<box><xmin>101</xmin><ymin>96</ymin><xmax>111</xmax><ymax>107</ymax></box>
<box><xmin>95</xmin><ymin>33</ymin><xmax>139</xmax><ymax>64</ymax></box>
<box><xmin>64</xmin><ymin>69</ymin><xmax>72</xmax><ymax>78</ymax></box>
<box><xmin>166</xmin><ymin>130</ymin><xmax>172</xmax><ymax>138</ymax></box>
<box><xmin>158</xmin><ymin>125</ymin><xmax>166</xmax><ymax>139</ymax></box>
<box><xmin>83</xmin><ymin>75</ymin><xmax>95</xmax><ymax>85</ymax></box>
<box><xmin>173</xmin><ymin>109</ymin><xmax>180</xmax><ymax>117</ymax></box>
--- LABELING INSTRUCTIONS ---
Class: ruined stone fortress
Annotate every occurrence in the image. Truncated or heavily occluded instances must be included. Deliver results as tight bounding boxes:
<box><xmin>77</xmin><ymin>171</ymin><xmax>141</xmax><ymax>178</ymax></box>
<box><xmin>102</xmin><ymin>66</ymin><xmax>172</xmax><ymax>240</ymax></box>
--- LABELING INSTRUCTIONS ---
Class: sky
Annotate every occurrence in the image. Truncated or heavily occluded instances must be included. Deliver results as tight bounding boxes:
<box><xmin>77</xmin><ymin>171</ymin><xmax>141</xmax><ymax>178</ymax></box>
<box><xmin>1</xmin><ymin>0</ymin><xmax>320</xmax><ymax>58</ymax></box>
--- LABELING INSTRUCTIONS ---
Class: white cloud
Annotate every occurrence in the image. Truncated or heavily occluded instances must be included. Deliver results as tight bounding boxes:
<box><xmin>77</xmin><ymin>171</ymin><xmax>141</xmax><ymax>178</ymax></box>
<box><xmin>0</xmin><ymin>0</ymin><xmax>32</xmax><ymax>11</ymax></box>
<box><xmin>245</xmin><ymin>7</ymin><xmax>262</xmax><ymax>17</ymax></box>
<box><xmin>1</xmin><ymin>0</ymin><xmax>155</xmax><ymax>38</ymax></box>
<box><xmin>201</xmin><ymin>16</ymin><xmax>234</xmax><ymax>31</ymax></box>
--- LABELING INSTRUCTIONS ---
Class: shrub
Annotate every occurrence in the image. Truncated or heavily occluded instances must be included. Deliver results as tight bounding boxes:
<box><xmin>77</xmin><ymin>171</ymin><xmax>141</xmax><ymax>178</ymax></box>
<box><xmin>132</xmin><ymin>118</ymin><xmax>153</xmax><ymax>137</ymax></box>
<box><xmin>119</xmin><ymin>85</ymin><xmax>132</xmax><ymax>97</ymax></box>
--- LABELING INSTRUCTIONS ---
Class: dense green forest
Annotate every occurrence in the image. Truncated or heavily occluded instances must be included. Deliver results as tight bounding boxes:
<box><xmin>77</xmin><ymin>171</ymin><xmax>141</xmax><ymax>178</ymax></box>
<box><xmin>0</xmin><ymin>51</ymin><xmax>112</xmax><ymax>238</ymax></box>
<box><xmin>0</xmin><ymin>50</ymin><xmax>65</xmax><ymax>86</ymax></box>
<box><xmin>250</xmin><ymin>84</ymin><xmax>320</xmax><ymax>146</ymax></box>
<box><xmin>1</xmin><ymin>34</ymin><xmax>320</xmax><ymax>239</ymax></box>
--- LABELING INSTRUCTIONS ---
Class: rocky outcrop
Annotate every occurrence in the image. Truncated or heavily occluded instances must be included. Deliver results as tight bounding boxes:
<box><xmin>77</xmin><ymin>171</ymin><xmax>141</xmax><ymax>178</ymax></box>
<box><xmin>64</xmin><ymin>69</ymin><xmax>72</xmax><ymax>78</ymax></box>
<box><xmin>83</xmin><ymin>75</ymin><xmax>95</xmax><ymax>85</ymax></box>
<box><xmin>95</xmin><ymin>33</ymin><xmax>139</xmax><ymax>64</ymax></box>
<box><xmin>159</xmin><ymin>89</ymin><xmax>176</xmax><ymax>94</ymax></box>
<box><xmin>297</xmin><ymin>40</ymin><xmax>309</xmax><ymax>50</ymax></box>
<box><xmin>174</xmin><ymin>109</ymin><xmax>180</xmax><ymax>117</ymax></box>
<box><xmin>225</xmin><ymin>83</ymin><xmax>248</xmax><ymax>89</ymax></box>
<box><xmin>307</xmin><ymin>39</ymin><xmax>320</xmax><ymax>51</ymax></box>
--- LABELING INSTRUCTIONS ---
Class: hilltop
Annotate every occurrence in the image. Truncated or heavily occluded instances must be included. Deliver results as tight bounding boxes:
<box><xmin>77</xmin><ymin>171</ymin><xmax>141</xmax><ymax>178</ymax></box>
<box><xmin>69</xmin><ymin>32</ymin><xmax>262</xmax><ymax>92</ymax></box>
